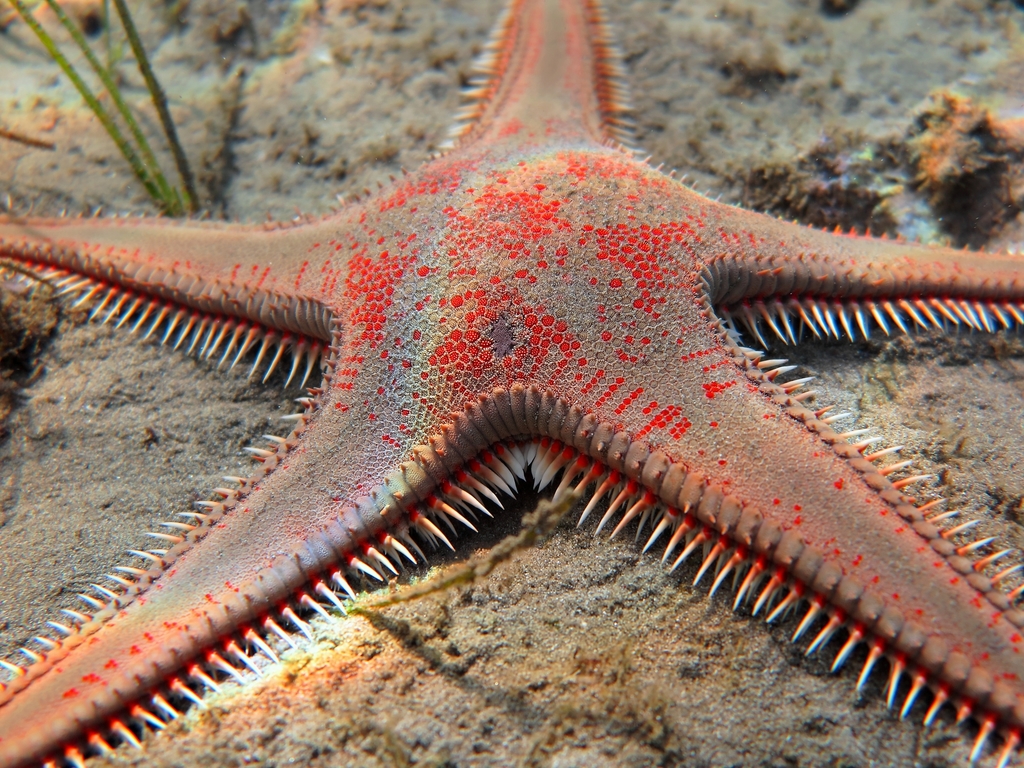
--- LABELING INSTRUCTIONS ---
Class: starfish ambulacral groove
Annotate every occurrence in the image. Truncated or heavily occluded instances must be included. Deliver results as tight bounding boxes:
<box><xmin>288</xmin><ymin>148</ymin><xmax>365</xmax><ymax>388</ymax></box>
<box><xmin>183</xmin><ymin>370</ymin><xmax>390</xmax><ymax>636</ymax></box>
<box><xmin>2</xmin><ymin>0</ymin><xmax>1024</xmax><ymax>766</ymax></box>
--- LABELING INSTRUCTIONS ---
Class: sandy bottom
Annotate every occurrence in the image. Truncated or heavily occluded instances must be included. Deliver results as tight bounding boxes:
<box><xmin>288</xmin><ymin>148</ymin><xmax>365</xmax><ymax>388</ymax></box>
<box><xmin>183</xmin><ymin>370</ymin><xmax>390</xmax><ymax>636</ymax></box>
<box><xmin>2</xmin><ymin>0</ymin><xmax>1024</xmax><ymax>766</ymax></box>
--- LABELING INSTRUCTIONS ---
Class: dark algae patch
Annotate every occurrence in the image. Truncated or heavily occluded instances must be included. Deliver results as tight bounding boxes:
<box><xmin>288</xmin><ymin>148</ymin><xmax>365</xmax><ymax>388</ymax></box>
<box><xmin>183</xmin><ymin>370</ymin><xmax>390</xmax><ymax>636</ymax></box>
<box><xmin>908</xmin><ymin>91</ymin><xmax>1024</xmax><ymax>249</ymax></box>
<box><xmin>0</xmin><ymin>265</ymin><xmax>57</xmax><ymax>437</ymax></box>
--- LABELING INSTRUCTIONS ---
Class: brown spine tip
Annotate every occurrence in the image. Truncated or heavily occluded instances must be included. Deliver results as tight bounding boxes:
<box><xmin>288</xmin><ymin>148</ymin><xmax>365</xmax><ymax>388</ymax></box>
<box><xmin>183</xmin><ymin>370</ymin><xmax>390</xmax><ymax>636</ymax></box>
<box><xmin>832</xmin><ymin>444</ymin><xmax>862</xmax><ymax>460</ymax></box>
<box><xmin>572</xmin><ymin>412</ymin><xmax>599</xmax><ymax>454</ymax></box>
<box><xmin>918</xmin><ymin>634</ymin><xmax>950</xmax><ymax>674</ymax></box>
<box><xmin>557</xmin><ymin>405</ymin><xmax>586</xmax><ymax>447</ymax></box>
<box><xmin>753</xmin><ymin>519</ymin><xmax>783</xmax><ymax>556</ymax></box>
<box><xmin>810</xmin><ymin>560</ymin><xmax>842</xmax><ymax>598</ymax></box>
<box><xmin>733</xmin><ymin>505</ymin><xmax>763</xmax><ymax>547</ymax></box>
<box><xmin>676</xmin><ymin>472</ymin><xmax>705</xmax><ymax>513</ymax></box>
<box><xmin>874</xmin><ymin>604</ymin><xmax>905</xmax><ymax>642</ymax></box>
<box><xmin>893</xmin><ymin>620</ymin><xmax>927</xmax><ymax>657</ymax></box>
<box><xmin>410</xmin><ymin>445</ymin><xmax>449</xmax><ymax>487</ymax></box>
<box><xmin>716</xmin><ymin>495</ymin><xmax>743</xmax><ymax>536</ymax></box>
<box><xmin>695</xmin><ymin>485</ymin><xmax>725</xmax><ymax>527</ymax></box>
<box><xmin>792</xmin><ymin>546</ymin><xmax>825</xmax><ymax>586</ymax></box>
<box><xmin>895</xmin><ymin>504</ymin><xmax>924</xmax><ymax>523</ymax></box>
<box><xmin>657</xmin><ymin>463</ymin><xmax>689</xmax><ymax>508</ymax></box>
<box><xmin>587</xmin><ymin>420</ymin><xmax>616</xmax><ymax>462</ymax></box>
<box><xmin>853</xmin><ymin>591</ymin><xmax>884</xmax><ymax>626</ymax></box>
<box><xmin>640</xmin><ymin>450</ymin><xmax>671</xmax><ymax>494</ymax></box>
<box><xmin>605</xmin><ymin>431</ymin><xmax>632</xmax><ymax>473</ymax></box>
<box><xmin>773</xmin><ymin>530</ymin><xmax>805</xmax><ymax>568</ymax></box>
<box><xmin>832</xmin><ymin>575</ymin><xmax>864</xmax><ymax>614</ymax></box>
<box><xmin>621</xmin><ymin>440</ymin><xmax>650</xmax><ymax>481</ymax></box>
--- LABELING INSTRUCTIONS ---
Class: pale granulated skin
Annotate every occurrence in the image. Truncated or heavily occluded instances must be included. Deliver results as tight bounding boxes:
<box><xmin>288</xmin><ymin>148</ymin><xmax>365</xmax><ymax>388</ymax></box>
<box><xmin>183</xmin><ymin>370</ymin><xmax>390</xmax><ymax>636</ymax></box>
<box><xmin>1</xmin><ymin>1</ymin><xmax>1023</xmax><ymax>765</ymax></box>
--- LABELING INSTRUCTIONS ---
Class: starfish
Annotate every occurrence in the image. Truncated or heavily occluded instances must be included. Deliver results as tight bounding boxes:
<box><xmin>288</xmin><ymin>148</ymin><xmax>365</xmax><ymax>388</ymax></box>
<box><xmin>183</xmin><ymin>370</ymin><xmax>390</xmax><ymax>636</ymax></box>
<box><xmin>2</xmin><ymin>0</ymin><xmax>1024</xmax><ymax>766</ymax></box>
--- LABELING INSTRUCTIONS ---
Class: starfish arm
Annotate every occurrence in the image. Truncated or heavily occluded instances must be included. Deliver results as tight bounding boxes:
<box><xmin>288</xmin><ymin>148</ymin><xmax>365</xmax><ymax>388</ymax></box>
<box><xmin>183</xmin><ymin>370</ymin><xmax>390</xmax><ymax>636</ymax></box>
<box><xmin>646</xmin><ymin>195</ymin><xmax>1024</xmax><ymax>735</ymax></box>
<box><xmin>445</xmin><ymin>0</ymin><xmax>632</xmax><ymax>152</ymax></box>
<box><xmin>617</xmin><ymin>339</ymin><xmax>1024</xmax><ymax>736</ymax></box>
<box><xmin>693</xmin><ymin>201</ymin><xmax>1024</xmax><ymax>332</ymax></box>
<box><xmin>0</xmin><ymin>394</ymin><xmax>393</xmax><ymax>764</ymax></box>
<box><xmin>0</xmin><ymin>212</ymin><xmax>352</xmax><ymax>341</ymax></box>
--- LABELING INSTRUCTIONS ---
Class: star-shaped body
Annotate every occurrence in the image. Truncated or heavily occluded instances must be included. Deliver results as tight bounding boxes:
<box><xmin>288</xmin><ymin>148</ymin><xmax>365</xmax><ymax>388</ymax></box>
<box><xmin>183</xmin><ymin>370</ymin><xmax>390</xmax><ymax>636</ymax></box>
<box><xmin>2</xmin><ymin>1</ymin><xmax>1024</xmax><ymax>766</ymax></box>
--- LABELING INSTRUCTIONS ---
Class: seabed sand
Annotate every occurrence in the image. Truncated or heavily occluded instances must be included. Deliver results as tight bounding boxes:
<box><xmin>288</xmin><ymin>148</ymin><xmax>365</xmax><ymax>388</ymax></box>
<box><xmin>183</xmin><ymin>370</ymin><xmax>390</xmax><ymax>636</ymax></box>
<box><xmin>2</xmin><ymin>0</ymin><xmax>1024</xmax><ymax>765</ymax></box>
